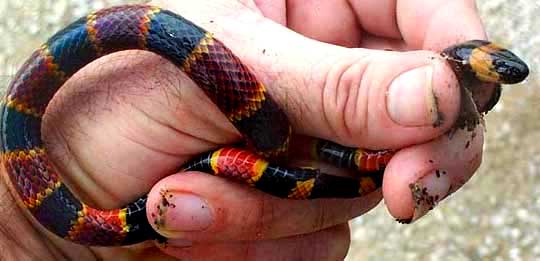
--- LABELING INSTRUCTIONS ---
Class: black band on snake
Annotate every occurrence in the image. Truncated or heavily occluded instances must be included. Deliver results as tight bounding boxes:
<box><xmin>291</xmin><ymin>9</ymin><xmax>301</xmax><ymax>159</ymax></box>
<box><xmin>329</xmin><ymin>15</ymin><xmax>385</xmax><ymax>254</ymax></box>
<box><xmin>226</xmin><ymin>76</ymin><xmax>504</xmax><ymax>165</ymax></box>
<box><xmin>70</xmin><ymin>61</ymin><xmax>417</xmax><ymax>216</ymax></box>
<box><xmin>0</xmin><ymin>5</ymin><xmax>529</xmax><ymax>246</ymax></box>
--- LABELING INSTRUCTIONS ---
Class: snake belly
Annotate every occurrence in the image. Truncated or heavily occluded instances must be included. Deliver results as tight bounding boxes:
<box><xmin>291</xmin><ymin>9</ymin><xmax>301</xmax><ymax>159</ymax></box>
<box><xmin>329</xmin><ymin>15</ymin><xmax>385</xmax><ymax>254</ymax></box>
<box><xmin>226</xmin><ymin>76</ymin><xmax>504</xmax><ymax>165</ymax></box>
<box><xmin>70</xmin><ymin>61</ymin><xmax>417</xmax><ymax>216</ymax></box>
<box><xmin>0</xmin><ymin>4</ymin><xmax>529</xmax><ymax>247</ymax></box>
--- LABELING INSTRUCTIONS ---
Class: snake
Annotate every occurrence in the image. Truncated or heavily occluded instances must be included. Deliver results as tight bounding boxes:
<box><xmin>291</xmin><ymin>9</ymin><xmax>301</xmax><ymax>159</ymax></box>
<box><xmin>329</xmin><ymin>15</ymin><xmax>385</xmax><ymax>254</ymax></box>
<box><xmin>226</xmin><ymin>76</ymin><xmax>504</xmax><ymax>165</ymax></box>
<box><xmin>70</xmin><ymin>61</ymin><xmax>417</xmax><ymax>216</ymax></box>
<box><xmin>0</xmin><ymin>4</ymin><xmax>529</xmax><ymax>246</ymax></box>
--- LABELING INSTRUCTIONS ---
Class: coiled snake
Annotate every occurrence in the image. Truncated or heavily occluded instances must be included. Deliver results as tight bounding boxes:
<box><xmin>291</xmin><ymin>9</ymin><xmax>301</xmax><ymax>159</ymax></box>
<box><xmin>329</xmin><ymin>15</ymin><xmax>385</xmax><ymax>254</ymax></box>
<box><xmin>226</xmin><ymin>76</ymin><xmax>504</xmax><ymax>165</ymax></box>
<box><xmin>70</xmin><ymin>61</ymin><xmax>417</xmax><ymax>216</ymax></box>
<box><xmin>0</xmin><ymin>5</ymin><xmax>529</xmax><ymax>246</ymax></box>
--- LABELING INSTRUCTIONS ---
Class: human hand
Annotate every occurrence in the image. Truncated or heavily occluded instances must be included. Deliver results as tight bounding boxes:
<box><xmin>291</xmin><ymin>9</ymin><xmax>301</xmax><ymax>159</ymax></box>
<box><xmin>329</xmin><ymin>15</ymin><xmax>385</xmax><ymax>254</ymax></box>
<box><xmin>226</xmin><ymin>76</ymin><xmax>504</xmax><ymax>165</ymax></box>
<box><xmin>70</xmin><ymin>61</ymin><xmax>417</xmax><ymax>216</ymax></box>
<box><xmin>2</xmin><ymin>0</ymin><xmax>495</xmax><ymax>260</ymax></box>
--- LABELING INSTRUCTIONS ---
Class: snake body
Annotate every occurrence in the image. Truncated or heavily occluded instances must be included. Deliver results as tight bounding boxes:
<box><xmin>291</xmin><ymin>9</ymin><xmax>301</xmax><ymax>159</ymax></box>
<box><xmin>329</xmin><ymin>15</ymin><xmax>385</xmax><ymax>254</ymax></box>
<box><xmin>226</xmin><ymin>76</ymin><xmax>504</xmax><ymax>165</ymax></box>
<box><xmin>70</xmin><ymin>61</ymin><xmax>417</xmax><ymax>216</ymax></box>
<box><xmin>0</xmin><ymin>5</ymin><xmax>529</xmax><ymax>246</ymax></box>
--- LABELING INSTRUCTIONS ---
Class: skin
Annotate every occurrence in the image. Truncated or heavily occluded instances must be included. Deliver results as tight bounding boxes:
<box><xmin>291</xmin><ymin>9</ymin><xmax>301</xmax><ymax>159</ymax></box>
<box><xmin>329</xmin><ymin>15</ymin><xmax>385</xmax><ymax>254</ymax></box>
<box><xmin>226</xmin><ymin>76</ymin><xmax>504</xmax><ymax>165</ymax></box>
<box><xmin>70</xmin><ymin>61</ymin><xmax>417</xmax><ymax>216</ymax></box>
<box><xmin>0</xmin><ymin>0</ymin><xmax>491</xmax><ymax>260</ymax></box>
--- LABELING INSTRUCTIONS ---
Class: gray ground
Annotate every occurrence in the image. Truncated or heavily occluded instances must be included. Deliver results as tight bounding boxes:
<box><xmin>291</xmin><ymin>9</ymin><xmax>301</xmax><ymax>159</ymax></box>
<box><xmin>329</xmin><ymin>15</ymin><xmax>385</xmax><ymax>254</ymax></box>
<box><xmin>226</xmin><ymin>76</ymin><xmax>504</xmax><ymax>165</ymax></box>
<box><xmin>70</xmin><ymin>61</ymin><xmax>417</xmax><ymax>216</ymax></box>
<box><xmin>1</xmin><ymin>0</ymin><xmax>538</xmax><ymax>260</ymax></box>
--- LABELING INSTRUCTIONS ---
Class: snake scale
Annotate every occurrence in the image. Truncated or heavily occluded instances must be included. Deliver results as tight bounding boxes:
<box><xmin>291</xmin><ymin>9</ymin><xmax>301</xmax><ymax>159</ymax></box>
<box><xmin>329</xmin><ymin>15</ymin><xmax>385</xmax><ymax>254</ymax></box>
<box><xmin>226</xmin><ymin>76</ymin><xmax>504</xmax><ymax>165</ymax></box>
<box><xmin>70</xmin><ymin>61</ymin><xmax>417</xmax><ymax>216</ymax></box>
<box><xmin>0</xmin><ymin>4</ymin><xmax>529</xmax><ymax>246</ymax></box>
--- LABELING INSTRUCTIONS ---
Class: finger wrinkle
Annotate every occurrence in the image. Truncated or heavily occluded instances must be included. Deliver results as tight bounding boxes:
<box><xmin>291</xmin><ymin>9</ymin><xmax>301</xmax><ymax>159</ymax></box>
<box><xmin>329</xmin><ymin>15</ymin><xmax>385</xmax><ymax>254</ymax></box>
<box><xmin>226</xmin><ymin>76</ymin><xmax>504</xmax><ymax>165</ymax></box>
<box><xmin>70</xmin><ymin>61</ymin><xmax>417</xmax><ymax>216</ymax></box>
<box><xmin>321</xmin><ymin>54</ymin><xmax>370</xmax><ymax>145</ymax></box>
<box><xmin>126</xmin><ymin>104</ymin><xmax>214</xmax><ymax>156</ymax></box>
<box><xmin>320</xmin><ymin>58</ymin><xmax>344</xmax><ymax>142</ymax></box>
<box><xmin>342</xmin><ymin>57</ymin><xmax>371</xmax><ymax>145</ymax></box>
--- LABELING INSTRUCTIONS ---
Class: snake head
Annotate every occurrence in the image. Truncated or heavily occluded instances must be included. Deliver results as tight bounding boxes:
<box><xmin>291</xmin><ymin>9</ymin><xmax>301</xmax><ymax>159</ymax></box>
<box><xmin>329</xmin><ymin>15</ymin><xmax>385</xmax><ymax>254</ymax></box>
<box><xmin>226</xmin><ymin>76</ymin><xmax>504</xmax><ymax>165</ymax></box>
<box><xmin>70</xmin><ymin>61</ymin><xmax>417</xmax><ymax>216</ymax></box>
<box><xmin>442</xmin><ymin>40</ymin><xmax>530</xmax><ymax>130</ymax></box>
<box><xmin>442</xmin><ymin>39</ymin><xmax>529</xmax><ymax>85</ymax></box>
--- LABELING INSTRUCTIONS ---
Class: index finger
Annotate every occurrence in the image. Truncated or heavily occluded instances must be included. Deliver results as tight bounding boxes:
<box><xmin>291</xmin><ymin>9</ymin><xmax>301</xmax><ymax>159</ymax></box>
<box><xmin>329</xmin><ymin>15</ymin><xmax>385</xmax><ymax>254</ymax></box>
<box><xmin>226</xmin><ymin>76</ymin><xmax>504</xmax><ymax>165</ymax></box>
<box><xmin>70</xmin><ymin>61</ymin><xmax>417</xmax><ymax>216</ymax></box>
<box><xmin>397</xmin><ymin>0</ymin><xmax>487</xmax><ymax>49</ymax></box>
<box><xmin>349</xmin><ymin>0</ymin><xmax>486</xmax><ymax>49</ymax></box>
<box><xmin>146</xmin><ymin>172</ymin><xmax>381</xmax><ymax>242</ymax></box>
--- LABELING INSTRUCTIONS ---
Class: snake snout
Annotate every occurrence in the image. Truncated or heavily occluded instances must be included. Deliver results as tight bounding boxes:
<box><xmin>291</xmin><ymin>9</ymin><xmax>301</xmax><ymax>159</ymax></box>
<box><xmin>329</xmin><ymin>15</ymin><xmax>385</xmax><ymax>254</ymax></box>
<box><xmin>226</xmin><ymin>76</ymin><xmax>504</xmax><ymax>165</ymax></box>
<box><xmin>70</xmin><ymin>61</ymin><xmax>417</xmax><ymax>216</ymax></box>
<box><xmin>492</xmin><ymin>50</ymin><xmax>529</xmax><ymax>84</ymax></box>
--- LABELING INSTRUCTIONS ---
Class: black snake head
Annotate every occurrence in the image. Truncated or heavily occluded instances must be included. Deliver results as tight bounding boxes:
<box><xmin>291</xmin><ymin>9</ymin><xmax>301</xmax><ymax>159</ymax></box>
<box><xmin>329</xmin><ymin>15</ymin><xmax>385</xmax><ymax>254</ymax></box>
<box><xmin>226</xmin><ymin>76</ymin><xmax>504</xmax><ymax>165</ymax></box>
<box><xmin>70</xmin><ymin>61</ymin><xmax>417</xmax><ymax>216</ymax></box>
<box><xmin>442</xmin><ymin>40</ymin><xmax>529</xmax><ymax>131</ymax></box>
<box><xmin>442</xmin><ymin>39</ymin><xmax>529</xmax><ymax>86</ymax></box>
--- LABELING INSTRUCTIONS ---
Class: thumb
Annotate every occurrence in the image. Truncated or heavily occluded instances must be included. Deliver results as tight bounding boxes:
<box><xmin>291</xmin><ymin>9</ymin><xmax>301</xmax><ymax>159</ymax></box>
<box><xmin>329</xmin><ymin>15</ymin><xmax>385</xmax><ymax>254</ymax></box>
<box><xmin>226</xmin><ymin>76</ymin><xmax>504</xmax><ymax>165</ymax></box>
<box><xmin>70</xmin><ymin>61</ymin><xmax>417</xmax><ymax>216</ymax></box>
<box><xmin>228</xmin><ymin>19</ymin><xmax>462</xmax><ymax>150</ymax></box>
<box><xmin>156</xmin><ymin>1</ymin><xmax>461</xmax><ymax>149</ymax></box>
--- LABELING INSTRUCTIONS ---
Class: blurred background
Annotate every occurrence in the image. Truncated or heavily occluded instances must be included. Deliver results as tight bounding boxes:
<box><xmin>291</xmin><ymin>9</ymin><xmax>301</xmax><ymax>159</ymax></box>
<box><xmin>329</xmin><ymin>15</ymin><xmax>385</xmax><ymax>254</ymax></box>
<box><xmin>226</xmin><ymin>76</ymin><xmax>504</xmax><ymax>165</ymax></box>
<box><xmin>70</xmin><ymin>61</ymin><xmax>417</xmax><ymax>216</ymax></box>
<box><xmin>1</xmin><ymin>0</ymin><xmax>537</xmax><ymax>260</ymax></box>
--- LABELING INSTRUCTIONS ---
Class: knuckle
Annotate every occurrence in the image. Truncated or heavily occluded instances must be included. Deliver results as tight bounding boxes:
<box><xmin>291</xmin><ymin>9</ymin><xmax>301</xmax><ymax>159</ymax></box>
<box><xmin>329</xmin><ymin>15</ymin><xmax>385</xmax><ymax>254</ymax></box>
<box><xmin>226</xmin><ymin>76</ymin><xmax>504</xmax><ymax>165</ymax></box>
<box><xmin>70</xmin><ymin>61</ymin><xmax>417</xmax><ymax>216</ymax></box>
<box><xmin>321</xmin><ymin>55</ymin><xmax>373</xmax><ymax>144</ymax></box>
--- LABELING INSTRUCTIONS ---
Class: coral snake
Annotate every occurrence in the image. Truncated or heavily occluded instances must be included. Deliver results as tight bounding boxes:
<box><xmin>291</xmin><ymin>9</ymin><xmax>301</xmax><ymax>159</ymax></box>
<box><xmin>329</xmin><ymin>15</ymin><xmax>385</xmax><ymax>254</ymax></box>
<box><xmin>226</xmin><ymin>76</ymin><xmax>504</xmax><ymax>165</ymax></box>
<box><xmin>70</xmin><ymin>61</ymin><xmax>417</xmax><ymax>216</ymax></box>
<box><xmin>0</xmin><ymin>4</ymin><xmax>529</xmax><ymax>246</ymax></box>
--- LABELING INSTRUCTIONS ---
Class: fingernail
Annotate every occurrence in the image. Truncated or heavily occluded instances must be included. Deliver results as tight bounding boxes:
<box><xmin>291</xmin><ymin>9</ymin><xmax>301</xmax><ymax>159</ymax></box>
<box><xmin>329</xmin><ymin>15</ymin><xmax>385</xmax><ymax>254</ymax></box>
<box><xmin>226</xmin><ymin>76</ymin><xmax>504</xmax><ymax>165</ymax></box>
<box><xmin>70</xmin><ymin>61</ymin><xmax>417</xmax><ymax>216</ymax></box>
<box><xmin>387</xmin><ymin>65</ymin><xmax>439</xmax><ymax>127</ymax></box>
<box><xmin>152</xmin><ymin>191</ymin><xmax>213</xmax><ymax>237</ymax></box>
<box><xmin>402</xmin><ymin>169</ymin><xmax>451</xmax><ymax>224</ymax></box>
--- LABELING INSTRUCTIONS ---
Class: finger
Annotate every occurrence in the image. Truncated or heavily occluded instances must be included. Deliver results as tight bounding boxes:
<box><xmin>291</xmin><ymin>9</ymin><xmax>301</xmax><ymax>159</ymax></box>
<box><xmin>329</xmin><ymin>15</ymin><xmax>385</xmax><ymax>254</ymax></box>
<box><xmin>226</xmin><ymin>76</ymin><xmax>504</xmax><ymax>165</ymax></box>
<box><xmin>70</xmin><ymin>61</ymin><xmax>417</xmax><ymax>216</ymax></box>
<box><xmin>253</xmin><ymin>0</ymin><xmax>287</xmax><ymax>26</ymax></box>
<box><xmin>286</xmin><ymin>0</ymin><xmax>362</xmax><ymax>47</ymax></box>
<box><xmin>396</xmin><ymin>0</ymin><xmax>486</xmax><ymax>49</ymax></box>
<box><xmin>347</xmin><ymin>0</ymin><xmax>401</xmax><ymax>39</ymax></box>
<box><xmin>146</xmin><ymin>172</ymin><xmax>381</xmax><ymax>241</ymax></box>
<box><xmin>283</xmin><ymin>0</ymin><xmax>485</xmax><ymax>51</ymax></box>
<box><xmin>383</xmin><ymin>125</ymin><xmax>484</xmax><ymax>223</ymax></box>
<box><xmin>159</xmin><ymin>224</ymin><xmax>350</xmax><ymax>261</ymax></box>
<box><xmin>261</xmin><ymin>46</ymin><xmax>461</xmax><ymax>150</ymax></box>
<box><xmin>152</xmin><ymin>1</ymin><xmax>462</xmax><ymax>149</ymax></box>
<box><xmin>347</xmin><ymin>0</ymin><xmax>485</xmax><ymax>50</ymax></box>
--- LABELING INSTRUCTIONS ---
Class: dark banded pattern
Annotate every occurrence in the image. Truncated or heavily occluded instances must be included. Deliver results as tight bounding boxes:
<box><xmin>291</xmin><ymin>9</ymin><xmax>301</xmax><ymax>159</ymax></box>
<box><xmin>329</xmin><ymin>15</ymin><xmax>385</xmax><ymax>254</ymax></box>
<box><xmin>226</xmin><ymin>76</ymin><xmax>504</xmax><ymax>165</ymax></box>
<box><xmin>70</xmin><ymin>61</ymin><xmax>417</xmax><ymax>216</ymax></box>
<box><xmin>0</xmin><ymin>4</ymin><xmax>529</xmax><ymax>247</ymax></box>
<box><xmin>181</xmin><ymin>147</ymin><xmax>385</xmax><ymax>199</ymax></box>
<box><xmin>313</xmin><ymin>140</ymin><xmax>394</xmax><ymax>172</ymax></box>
